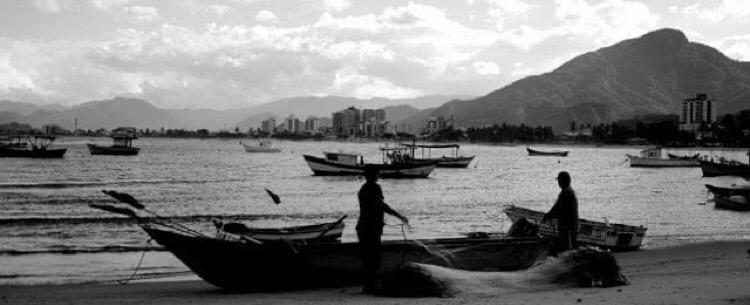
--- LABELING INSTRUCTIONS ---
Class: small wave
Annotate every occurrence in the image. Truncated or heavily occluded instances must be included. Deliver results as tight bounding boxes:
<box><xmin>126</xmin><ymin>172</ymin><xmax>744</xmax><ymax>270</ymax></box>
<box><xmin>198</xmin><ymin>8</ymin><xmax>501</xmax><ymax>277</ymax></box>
<box><xmin>0</xmin><ymin>178</ymin><xmax>247</xmax><ymax>190</ymax></box>
<box><xmin>0</xmin><ymin>245</ymin><xmax>165</xmax><ymax>256</ymax></box>
<box><xmin>0</xmin><ymin>212</ymin><xmax>344</xmax><ymax>226</ymax></box>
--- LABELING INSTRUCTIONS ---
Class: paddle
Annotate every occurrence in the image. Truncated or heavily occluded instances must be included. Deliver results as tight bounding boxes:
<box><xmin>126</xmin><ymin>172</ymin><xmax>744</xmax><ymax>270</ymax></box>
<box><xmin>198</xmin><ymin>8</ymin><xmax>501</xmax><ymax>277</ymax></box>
<box><xmin>314</xmin><ymin>215</ymin><xmax>347</xmax><ymax>240</ymax></box>
<box><xmin>264</xmin><ymin>188</ymin><xmax>281</xmax><ymax>204</ymax></box>
<box><xmin>89</xmin><ymin>203</ymin><xmax>139</xmax><ymax>218</ymax></box>
<box><xmin>101</xmin><ymin>190</ymin><xmax>145</xmax><ymax>210</ymax></box>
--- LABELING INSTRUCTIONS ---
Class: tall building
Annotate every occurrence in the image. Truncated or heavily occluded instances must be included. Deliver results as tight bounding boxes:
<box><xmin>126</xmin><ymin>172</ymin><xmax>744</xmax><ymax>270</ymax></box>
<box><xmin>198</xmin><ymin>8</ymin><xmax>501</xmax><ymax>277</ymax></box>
<box><xmin>261</xmin><ymin>118</ymin><xmax>276</xmax><ymax>134</ymax></box>
<box><xmin>375</xmin><ymin>109</ymin><xmax>386</xmax><ymax>122</ymax></box>
<box><xmin>332</xmin><ymin>107</ymin><xmax>360</xmax><ymax>136</ymax></box>
<box><xmin>679</xmin><ymin>93</ymin><xmax>716</xmax><ymax>135</ymax></box>
<box><xmin>304</xmin><ymin>117</ymin><xmax>321</xmax><ymax>134</ymax></box>
<box><xmin>285</xmin><ymin>115</ymin><xmax>302</xmax><ymax>134</ymax></box>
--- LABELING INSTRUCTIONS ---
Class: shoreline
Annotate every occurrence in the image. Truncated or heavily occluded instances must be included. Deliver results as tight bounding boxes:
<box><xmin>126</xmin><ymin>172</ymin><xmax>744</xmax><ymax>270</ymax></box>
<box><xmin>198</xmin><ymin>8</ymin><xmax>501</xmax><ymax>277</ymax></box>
<box><xmin>2</xmin><ymin>240</ymin><xmax>748</xmax><ymax>305</ymax></box>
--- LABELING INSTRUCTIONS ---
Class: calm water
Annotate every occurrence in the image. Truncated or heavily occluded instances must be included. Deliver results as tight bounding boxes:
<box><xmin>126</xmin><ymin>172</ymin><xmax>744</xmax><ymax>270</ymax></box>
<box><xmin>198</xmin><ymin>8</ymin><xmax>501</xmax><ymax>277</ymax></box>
<box><xmin>1</xmin><ymin>137</ymin><xmax>749</xmax><ymax>284</ymax></box>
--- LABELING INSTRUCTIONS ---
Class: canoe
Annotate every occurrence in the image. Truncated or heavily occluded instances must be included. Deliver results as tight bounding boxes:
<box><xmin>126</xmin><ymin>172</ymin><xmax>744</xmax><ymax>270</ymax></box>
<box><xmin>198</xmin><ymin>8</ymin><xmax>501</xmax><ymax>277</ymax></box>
<box><xmin>627</xmin><ymin>155</ymin><xmax>699</xmax><ymax>167</ymax></box>
<box><xmin>87</xmin><ymin>143</ymin><xmax>140</xmax><ymax>156</ymax></box>
<box><xmin>303</xmin><ymin>154</ymin><xmax>436</xmax><ymax>178</ymax></box>
<box><xmin>143</xmin><ymin>225</ymin><xmax>547</xmax><ymax>291</ymax></box>
<box><xmin>699</xmin><ymin>160</ymin><xmax>750</xmax><ymax>178</ymax></box>
<box><xmin>527</xmin><ymin>147</ymin><xmax>569</xmax><ymax>157</ymax></box>
<box><xmin>213</xmin><ymin>219</ymin><xmax>345</xmax><ymax>242</ymax></box>
<box><xmin>503</xmin><ymin>205</ymin><xmax>647</xmax><ymax>251</ymax></box>
<box><xmin>713</xmin><ymin>195</ymin><xmax>750</xmax><ymax>211</ymax></box>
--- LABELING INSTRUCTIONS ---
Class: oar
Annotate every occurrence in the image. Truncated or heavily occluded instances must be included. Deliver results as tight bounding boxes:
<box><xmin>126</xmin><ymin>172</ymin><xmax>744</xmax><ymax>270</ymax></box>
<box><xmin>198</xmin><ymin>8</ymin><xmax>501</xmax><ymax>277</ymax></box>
<box><xmin>314</xmin><ymin>215</ymin><xmax>347</xmax><ymax>241</ymax></box>
<box><xmin>89</xmin><ymin>203</ymin><xmax>139</xmax><ymax>218</ymax></box>
<box><xmin>102</xmin><ymin>190</ymin><xmax>144</xmax><ymax>209</ymax></box>
<box><xmin>264</xmin><ymin>188</ymin><xmax>281</xmax><ymax>204</ymax></box>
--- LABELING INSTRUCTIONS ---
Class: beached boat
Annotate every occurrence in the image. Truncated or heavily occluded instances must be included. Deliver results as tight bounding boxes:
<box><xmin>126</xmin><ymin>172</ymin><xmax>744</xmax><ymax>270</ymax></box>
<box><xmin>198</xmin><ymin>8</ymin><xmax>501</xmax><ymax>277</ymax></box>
<box><xmin>303</xmin><ymin>152</ymin><xmax>436</xmax><ymax>178</ymax></box>
<box><xmin>504</xmin><ymin>205</ymin><xmax>647</xmax><ymax>251</ymax></box>
<box><xmin>0</xmin><ymin>135</ymin><xmax>66</xmax><ymax>158</ymax></box>
<box><xmin>241</xmin><ymin>139</ymin><xmax>281</xmax><ymax>153</ymax></box>
<box><xmin>143</xmin><ymin>225</ymin><xmax>547</xmax><ymax>290</ymax></box>
<box><xmin>527</xmin><ymin>147</ymin><xmax>569</xmax><ymax>157</ymax></box>
<box><xmin>699</xmin><ymin>159</ymin><xmax>750</xmax><ymax>178</ymax></box>
<box><xmin>627</xmin><ymin>147</ymin><xmax>699</xmax><ymax>167</ymax></box>
<box><xmin>384</xmin><ymin>143</ymin><xmax>475</xmax><ymax>168</ymax></box>
<box><xmin>87</xmin><ymin>128</ymin><xmax>140</xmax><ymax>156</ymax></box>
<box><xmin>213</xmin><ymin>218</ymin><xmax>345</xmax><ymax>242</ymax></box>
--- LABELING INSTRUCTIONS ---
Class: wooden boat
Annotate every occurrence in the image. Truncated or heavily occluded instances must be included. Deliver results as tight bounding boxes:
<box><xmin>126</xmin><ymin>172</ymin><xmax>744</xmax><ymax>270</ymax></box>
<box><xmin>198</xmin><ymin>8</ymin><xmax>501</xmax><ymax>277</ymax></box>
<box><xmin>213</xmin><ymin>218</ymin><xmax>345</xmax><ymax>242</ymax></box>
<box><xmin>0</xmin><ymin>135</ymin><xmax>66</xmax><ymax>158</ymax></box>
<box><xmin>627</xmin><ymin>147</ymin><xmax>699</xmax><ymax>167</ymax></box>
<box><xmin>527</xmin><ymin>147</ymin><xmax>569</xmax><ymax>157</ymax></box>
<box><xmin>143</xmin><ymin>225</ymin><xmax>547</xmax><ymax>290</ymax></box>
<box><xmin>384</xmin><ymin>143</ymin><xmax>475</xmax><ymax>168</ymax></box>
<box><xmin>713</xmin><ymin>195</ymin><xmax>750</xmax><ymax>211</ymax></box>
<box><xmin>88</xmin><ymin>127</ymin><xmax>140</xmax><ymax>155</ymax></box>
<box><xmin>241</xmin><ymin>139</ymin><xmax>281</xmax><ymax>153</ymax></box>
<box><xmin>704</xmin><ymin>184</ymin><xmax>750</xmax><ymax>197</ymax></box>
<box><xmin>504</xmin><ymin>205</ymin><xmax>647</xmax><ymax>251</ymax></box>
<box><xmin>699</xmin><ymin>160</ymin><xmax>750</xmax><ymax>178</ymax></box>
<box><xmin>303</xmin><ymin>152</ymin><xmax>436</xmax><ymax>178</ymax></box>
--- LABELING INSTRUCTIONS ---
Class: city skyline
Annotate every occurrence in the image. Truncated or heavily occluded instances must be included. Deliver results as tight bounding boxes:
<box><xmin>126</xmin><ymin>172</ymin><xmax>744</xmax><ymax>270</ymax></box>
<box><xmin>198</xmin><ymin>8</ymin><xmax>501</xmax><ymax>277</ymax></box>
<box><xmin>1</xmin><ymin>0</ymin><xmax>750</xmax><ymax>110</ymax></box>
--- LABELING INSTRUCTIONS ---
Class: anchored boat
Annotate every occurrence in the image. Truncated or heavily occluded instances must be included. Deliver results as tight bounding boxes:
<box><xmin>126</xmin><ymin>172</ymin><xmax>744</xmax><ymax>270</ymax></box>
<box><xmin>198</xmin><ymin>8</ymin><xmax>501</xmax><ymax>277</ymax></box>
<box><xmin>241</xmin><ymin>139</ymin><xmax>281</xmax><ymax>153</ymax></box>
<box><xmin>527</xmin><ymin>147</ymin><xmax>569</xmax><ymax>157</ymax></box>
<box><xmin>87</xmin><ymin>127</ymin><xmax>140</xmax><ymax>156</ymax></box>
<box><xmin>384</xmin><ymin>143</ymin><xmax>475</xmax><ymax>168</ymax></box>
<box><xmin>705</xmin><ymin>184</ymin><xmax>750</xmax><ymax>211</ymax></box>
<box><xmin>0</xmin><ymin>135</ymin><xmax>66</xmax><ymax>158</ymax></box>
<box><xmin>504</xmin><ymin>205</ymin><xmax>647</xmax><ymax>251</ymax></box>
<box><xmin>699</xmin><ymin>154</ymin><xmax>750</xmax><ymax>177</ymax></box>
<box><xmin>627</xmin><ymin>147</ymin><xmax>699</xmax><ymax>167</ymax></box>
<box><xmin>303</xmin><ymin>151</ymin><xmax>437</xmax><ymax>178</ymax></box>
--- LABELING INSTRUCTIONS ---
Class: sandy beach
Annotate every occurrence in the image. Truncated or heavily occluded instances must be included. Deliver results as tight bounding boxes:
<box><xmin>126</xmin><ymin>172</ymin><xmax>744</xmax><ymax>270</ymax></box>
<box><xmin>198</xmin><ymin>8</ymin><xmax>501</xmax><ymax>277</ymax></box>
<box><xmin>2</xmin><ymin>240</ymin><xmax>749</xmax><ymax>305</ymax></box>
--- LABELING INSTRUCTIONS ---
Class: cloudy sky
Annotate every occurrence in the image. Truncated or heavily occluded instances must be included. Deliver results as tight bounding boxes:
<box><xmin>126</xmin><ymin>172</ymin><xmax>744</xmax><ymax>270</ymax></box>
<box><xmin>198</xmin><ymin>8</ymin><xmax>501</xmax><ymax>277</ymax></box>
<box><xmin>1</xmin><ymin>0</ymin><xmax>749</xmax><ymax>109</ymax></box>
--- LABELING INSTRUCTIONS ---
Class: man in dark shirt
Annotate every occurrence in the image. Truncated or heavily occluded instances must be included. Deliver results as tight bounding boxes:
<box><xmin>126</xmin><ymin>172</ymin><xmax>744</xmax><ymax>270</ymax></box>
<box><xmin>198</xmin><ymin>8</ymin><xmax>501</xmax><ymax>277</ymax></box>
<box><xmin>542</xmin><ymin>171</ymin><xmax>579</xmax><ymax>256</ymax></box>
<box><xmin>357</xmin><ymin>167</ymin><xmax>409</xmax><ymax>293</ymax></box>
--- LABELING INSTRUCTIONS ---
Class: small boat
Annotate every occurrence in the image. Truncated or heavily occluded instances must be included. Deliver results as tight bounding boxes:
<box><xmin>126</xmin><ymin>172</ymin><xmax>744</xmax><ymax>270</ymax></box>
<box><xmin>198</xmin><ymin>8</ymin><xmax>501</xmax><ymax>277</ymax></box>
<box><xmin>527</xmin><ymin>147</ymin><xmax>569</xmax><ymax>157</ymax></box>
<box><xmin>627</xmin><ymin>147</ymin><xmax>699</xmax><ymax>167</ymax></box>
<box><xmin>713</xmin><ymin>195</ymin><xmax>750</xmax><ymax>211</ymax></box>
<box><xmin>704</xmin><ymin>184</ymin><xmax>750</xmax><ymax>197</ymax></box>
<box><xmin>303</xmin><ymin>152</ymin><xmax>436</xmax><ymax>178</ymax></box>
<box><xmin>144</xmin><ymin>225</ymin><xmax>546</xmax><ymax>290</ymax></box>
<box><xmin>0</xmin><ymin>135</ymin><xmax>66</xmax><ymax>158</ymax></box>
<box><xmin>87</xmin><ymin>127</ymin><xmax>140</xmax><ymax>156</ymax></box>
<box><xmin>667</xmin><ymin>153</ymin><xmax>700</xmax><ymax>160</ymax></box>
<box><xmin>213</xmin><ymin>218</ymin><xmax>346</xmax><ymax>242</ymax></box>
<box><xmin>384</xmin><ymin>143</ymin><xmax>475</xmax><ymax>168</ymax></box>
<box><xmin>699</xmin><ymin>159</ymin><xmax>750</xmax><ymax>178</ymax></box>
<box><xmin>504</xmin><ymin>205</ymin><xmax>647</xmax><ymax>251</ymax></box>
<box><xmin>241</xmin><ymin>139</ymin><xmax>281</xmax><ymax>153</ymax></box>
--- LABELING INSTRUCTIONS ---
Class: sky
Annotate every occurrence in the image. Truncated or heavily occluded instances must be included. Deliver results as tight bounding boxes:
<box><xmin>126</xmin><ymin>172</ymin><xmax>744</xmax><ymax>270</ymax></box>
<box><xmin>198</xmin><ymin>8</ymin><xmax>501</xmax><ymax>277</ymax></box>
<box><xmin>0</xmin><ymin>0</ymin><xmax>749</xmax><ymax>110</ymax></box>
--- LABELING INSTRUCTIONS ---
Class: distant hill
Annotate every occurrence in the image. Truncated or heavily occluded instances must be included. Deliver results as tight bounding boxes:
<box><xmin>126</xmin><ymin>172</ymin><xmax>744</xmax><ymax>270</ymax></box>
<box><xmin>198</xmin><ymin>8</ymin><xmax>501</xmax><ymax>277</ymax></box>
<box><xmin>0</xmin><ymin>95</ymin><xmax>468</xmax><ymax>131</ymax></box>
<box><xmin>401</xmin><ymin>28</ymin><xmax>750</xmax><ymax>131</ymax></box>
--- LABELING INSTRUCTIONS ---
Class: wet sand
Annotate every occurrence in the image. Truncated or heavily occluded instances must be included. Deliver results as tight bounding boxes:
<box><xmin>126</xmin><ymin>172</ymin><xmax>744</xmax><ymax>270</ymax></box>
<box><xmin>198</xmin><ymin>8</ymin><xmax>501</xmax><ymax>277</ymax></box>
<box><xmin>2</xmin><ymin>240</ymin><xmax>749</xmax><ymax>305</ymax></box>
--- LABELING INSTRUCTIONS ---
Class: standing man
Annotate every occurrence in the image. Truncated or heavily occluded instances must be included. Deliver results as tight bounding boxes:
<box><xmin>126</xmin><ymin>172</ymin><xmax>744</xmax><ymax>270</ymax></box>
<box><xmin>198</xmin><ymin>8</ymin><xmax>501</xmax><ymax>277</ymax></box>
<box><xmin>357</xmin><ymin>167</ymin><xmax>409</xmax><ymax>293</ymax></box>
<box><xmin>542</xmin><ymin>171</ymin><xmax>579</xmax><ymax>256</ymax></box>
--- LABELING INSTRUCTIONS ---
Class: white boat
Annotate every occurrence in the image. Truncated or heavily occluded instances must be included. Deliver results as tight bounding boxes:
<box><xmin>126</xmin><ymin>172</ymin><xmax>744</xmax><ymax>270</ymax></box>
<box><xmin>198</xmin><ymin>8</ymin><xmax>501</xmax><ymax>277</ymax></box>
<box><xmin>504</xmin><ymin>205</ymin><xmax>647</xmax><ymax>251</ymax></box>
<box><xmin>627</xmin><ymin>147</ymin><xmax>699</xmax><ymax>167</ymax></box>
<box><xmin>241</xmin><ymin>140</ymin><xmax>281</xmax><ymax>153</ymax></box>
<box><xmin>303</xmin><ymin>151</ymin><xmax>436</xmax><ymax>178</ymax></box>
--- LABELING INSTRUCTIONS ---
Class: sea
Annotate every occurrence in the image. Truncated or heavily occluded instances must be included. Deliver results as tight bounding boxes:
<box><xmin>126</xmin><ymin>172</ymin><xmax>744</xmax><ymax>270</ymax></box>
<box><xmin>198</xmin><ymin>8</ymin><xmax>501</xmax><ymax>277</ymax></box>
<box><xmin>1</xmin><ymin>137</ymin><xmax>749</xmax><ymax>285</ymax></box>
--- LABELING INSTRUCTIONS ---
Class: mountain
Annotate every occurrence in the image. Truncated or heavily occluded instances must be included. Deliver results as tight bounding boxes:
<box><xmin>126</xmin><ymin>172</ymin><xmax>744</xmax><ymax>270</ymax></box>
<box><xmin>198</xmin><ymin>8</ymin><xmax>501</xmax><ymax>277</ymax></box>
<box><xmin>404</xmin><ymin>28</ymin><xmax>750</xmax><ymax>131</ymax></box>
<box><xmin>0</xmin><ymin>95</ymin><xmax>467</xmax><ymax>131</ymax></box>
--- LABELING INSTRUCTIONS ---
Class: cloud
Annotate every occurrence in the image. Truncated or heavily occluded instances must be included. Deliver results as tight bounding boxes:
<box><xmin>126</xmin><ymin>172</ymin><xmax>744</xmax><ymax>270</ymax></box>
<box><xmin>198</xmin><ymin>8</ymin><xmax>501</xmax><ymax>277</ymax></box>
<box><xmin>32</xmin><ymin>0</ymin><xmax>73</xmax><ymax>13</ymax></box>
<box><xmin>123</xmin><ymin>6</ymin><xmax>159</xmax><ymax>22</ymax></box>
<box><xmin>330</xmin><ymin>67</ymin><xmax>422</xmax><ymax>99</ymax></box>
<box><xmin>255</xmin><ymin>10</ymin><xmax>278</xmax><ymax>23</ymax></box>
<box><xmin>473</xmin><ymin>61</ymin><xmax>500</xmax><ymax>75</ymax></box>
<box><xmin>324</xmin><ymin>0</ymin><xmax>351</xmax><ymax>12</ymax></box>
<box><xmin>670</xmin><ymin>0</ymin><xmax>750</xmax><ymax>22</ymax></box>
<box><xmin>712</xmin><ymin>34</ymin><xmax>750</xmax><ymax>60</ymax></box>
<box><xmin>209</xmin><ymin>5</ymin><xmax>231</xmax><ymax>16</ymax></box>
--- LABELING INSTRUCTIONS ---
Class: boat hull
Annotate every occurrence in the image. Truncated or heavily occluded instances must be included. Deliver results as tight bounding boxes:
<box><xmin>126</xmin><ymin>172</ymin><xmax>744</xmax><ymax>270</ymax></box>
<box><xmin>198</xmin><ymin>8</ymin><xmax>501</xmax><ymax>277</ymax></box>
<box><xmin>705</xmin><ymin>184</ymin><xmax>750</xmax><ymax>197</ymax></box>
<box><xmin>0</xmin><ymin>147</ymin><xmax>67</xmax><ymax>158</ymax></box>
<box><xmin>713</xmin><ymin>196</ymin><xmax>750</xmax><ymax>211</ymax></box>
<box><xmin>416</xmin><ymin>156</ymin><xmax>475</xmax><ymax>168</ymax></box>
<box><xmin>303</xmin><ymin>155</ymin><xmax>436</xmax><ymax>178</ymax></box>
<box><xmin>242</xmin><ymin>143</ymin><xmax>281</xmax><ymax>153</ymax></box>
<box><xmin>504</xmin><ymin>205</ymin><xmax>646</xmax><ymax>251</ymax></box>
<box><xmin>627</xmin><ymin>155</ymin><xmax>699</xmax><ymax>167</ymax></box>
<box><xmin>87</xmin><ymin>144</ymin><xmax>140</xmax><ymax>156</ymax></box>
<box><xmin>699</xmin><ymin>161</ymin><xmax>750</xmax><ymax>177</ymax></box>
<box><xmin>527</xmin><ymin>148</ymin><xmax>569</xmax><ymax>157</ymax></box>
<box><xmin>216</xmin><ymin>221</ymin><xmax>345</xmax><ymax>242</ymax></box>
<box><xmin>143</xmin><ymin>226</ymin><xmax>547</xmax><ymax>291</ymax></box>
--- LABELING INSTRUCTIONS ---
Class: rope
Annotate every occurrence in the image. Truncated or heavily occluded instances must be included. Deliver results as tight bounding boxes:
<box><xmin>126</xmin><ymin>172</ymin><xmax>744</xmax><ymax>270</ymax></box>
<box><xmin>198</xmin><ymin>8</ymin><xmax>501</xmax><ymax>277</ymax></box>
<box><xmin>118</xmin><ymin>238</ymin><xmax>152</xmax><ymax>285</ymax></box>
